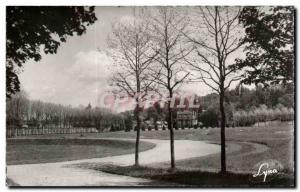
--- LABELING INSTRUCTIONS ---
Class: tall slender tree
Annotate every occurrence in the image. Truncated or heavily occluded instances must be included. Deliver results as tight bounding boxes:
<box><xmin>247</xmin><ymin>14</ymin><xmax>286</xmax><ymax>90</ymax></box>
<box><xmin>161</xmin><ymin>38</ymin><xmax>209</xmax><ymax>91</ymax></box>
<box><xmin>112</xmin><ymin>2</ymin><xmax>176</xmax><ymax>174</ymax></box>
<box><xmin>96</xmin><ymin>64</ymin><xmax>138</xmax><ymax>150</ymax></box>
<box><xmin>148</xmin><ymin>7</ymin><xmax>192</xmax><ymax>168</ymax></box>
<box><xmin>108</xmin><ymin>14</ymin><xmax>158</xmax><ymax>166</ymax></box>
<box><xmin>184</xmin><ymin>6</ymin><xmax>243</xmax><ymax>173</ymax></box>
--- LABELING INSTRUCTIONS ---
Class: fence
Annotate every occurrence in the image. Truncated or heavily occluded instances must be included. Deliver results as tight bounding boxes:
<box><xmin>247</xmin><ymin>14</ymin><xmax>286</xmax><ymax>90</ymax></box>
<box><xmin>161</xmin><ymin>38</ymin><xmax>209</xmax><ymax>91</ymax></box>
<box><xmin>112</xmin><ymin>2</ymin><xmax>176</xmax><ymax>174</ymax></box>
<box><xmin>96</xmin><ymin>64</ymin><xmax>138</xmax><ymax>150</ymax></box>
<box><xmin>7</xmin><ymin>127</ymin><xmax>99</xmax><ymax>138</ymax></box>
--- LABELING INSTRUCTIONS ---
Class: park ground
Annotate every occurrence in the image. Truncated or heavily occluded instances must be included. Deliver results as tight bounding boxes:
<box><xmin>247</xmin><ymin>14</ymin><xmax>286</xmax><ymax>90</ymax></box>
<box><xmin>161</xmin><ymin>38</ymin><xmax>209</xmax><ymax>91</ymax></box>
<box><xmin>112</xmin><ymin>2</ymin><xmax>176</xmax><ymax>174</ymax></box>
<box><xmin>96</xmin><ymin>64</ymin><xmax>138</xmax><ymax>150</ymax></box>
<box><xmin>7</xmin><ymin>122</ymin><xmax>294</xmax><ymax>187</ymax></box>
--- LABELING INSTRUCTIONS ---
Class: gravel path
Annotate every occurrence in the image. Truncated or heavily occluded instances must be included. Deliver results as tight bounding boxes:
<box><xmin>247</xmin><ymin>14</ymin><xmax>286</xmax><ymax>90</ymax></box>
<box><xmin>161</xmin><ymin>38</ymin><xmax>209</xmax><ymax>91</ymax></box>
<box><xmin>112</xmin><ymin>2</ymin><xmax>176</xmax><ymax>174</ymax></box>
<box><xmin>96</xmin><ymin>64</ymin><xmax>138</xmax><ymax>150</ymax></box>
<box><xmin>7</xmin><ymin>139</ymin><xmax>220</xmax><ymax>186</ymax></box>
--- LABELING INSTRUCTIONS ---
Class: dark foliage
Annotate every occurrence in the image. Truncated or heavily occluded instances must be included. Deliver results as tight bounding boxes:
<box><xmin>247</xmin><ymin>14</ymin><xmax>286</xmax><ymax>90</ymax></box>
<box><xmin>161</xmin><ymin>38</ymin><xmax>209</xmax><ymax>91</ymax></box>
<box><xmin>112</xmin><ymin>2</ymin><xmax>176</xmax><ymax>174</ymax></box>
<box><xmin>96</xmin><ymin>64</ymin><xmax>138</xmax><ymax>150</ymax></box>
<box><xmin>6</xmin><ymin>6</ymin><xmax>97</xmax><ymax>98</ymax></box>
<box><xmin>234</xmin><ymin>6</ymin><xmax>294</xmax><ymax>86</ymax></box>
<box><xmin>199</xmin><ymin>109</ymin><xmax>219</xmax><ymax>128</ymax></box>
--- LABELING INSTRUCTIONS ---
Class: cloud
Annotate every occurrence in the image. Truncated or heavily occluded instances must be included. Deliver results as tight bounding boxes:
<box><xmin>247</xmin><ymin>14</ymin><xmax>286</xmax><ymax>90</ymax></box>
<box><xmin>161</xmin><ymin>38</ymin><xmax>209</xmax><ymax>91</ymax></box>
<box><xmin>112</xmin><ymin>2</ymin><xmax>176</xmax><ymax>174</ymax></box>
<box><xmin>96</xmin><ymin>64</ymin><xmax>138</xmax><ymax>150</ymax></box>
<box><xmin>69</xmin><ymin>50</ymin><xmax>113</xmax><ymax>83</ymax></box>
<box><xmin>118</xmin><ymin>15</ymin><xmax>136</xmax><ymax>24</ymax></box>
<box><xmin>63</xmin><ymin>50</ymin><xmax>116</xmax><ymax>106</ymax></box>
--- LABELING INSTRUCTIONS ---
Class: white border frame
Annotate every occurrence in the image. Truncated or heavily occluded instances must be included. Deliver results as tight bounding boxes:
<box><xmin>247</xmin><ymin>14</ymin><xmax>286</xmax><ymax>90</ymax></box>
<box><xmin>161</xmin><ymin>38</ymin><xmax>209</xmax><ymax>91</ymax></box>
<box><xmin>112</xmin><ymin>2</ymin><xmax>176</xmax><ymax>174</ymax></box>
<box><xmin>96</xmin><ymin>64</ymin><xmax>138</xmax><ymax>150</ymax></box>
<box><xmin>0</xmin><ymin>0</ymin><xmax>298</xmax><ymax>191</ymax></box>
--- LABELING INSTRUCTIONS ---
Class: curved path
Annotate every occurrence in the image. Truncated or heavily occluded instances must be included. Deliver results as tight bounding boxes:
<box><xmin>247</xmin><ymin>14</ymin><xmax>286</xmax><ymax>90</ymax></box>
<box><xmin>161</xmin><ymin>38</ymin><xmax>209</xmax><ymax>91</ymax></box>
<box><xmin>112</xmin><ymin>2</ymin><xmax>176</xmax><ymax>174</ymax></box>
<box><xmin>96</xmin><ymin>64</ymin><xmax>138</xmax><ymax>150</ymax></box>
<box><xmin>7</xmin><ymin>139</ymin><xmax>220</xmax><ymax>186</ymax></box>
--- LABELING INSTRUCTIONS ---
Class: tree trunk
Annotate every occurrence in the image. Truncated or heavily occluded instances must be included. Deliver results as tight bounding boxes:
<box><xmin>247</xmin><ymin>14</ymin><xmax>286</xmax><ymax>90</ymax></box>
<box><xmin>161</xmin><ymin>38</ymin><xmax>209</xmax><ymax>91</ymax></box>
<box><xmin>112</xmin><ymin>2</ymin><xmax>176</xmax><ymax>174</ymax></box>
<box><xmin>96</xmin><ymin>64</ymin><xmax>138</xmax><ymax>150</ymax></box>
<box><xmin>168</xmin><ymin>92</ymin><xmax>175</xmax><ymax>169</ymax></box>
<box><xmin>219</xmin><ymin>89</ymin><xmax>226</xmax><ymax>174</ymax></box>
<box><xmin>134</xmin><ymin>90</ymin><xmax>141</xmax><ymax>166</ymax></box>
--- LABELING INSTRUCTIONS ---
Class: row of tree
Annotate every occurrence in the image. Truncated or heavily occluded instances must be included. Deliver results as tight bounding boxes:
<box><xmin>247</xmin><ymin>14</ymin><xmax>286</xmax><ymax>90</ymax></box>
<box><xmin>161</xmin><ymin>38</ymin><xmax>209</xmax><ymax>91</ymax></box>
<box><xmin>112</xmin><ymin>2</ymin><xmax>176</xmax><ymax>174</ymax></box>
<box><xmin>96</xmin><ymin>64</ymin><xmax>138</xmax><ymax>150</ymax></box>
<box><xmin>108</xmin><ymin>7</ymin><xmax>244</xmax><ymax>169</ymax></box>
<box><xmin>6</xmin><ymin>91</ymin><xmax>125</xmax><ymax>131</ymax></box>
<box><xmin>233</xmin><ymin>104</ymin><xmax>294</xmax><ymax>127</ymax></box>
<box><xmin>198</xmin><ymin>83</ymin><xmax>294</xmax><ymax>127</ymax></box>
<box><xmin>108</xmin><ymin>6</ymin><xmax>294</xmax><ymax>173</ymax></box>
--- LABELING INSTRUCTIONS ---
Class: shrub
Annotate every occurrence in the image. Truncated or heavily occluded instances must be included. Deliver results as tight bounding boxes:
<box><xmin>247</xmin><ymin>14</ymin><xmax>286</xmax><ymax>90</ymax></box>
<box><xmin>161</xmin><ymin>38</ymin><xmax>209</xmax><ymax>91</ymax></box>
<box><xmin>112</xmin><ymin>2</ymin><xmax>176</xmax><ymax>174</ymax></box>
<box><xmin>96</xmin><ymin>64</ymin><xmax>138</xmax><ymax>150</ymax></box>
<box><xmin>199</xmin><ymin>109</ymin><xmax>218</xmax><ymax>128</ymax></box>
<box><xmin>233</xmin><ymin>110</ymin><xmax>255</xmax><ymax>127</ymax></box>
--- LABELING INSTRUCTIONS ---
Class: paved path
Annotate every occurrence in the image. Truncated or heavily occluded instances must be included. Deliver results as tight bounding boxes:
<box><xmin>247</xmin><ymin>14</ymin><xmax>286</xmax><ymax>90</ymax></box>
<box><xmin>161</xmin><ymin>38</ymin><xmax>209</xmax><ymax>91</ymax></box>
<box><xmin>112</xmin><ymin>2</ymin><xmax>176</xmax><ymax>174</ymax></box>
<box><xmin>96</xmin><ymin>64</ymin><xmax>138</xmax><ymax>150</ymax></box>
<box><xmin>7</xmin><ymin>139</ymin><xmax>220</xmax><ymax>186</ymax></box>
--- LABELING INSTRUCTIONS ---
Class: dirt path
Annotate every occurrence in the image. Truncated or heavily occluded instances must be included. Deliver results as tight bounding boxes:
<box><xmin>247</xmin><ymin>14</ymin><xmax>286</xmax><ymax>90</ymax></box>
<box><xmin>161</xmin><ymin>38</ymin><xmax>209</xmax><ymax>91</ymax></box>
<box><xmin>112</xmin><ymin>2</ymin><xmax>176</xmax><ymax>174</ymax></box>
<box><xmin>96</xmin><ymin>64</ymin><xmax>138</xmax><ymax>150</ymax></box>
<box><xmin>7</xmin><ymin>139</ymin><xmax>220</xmax><ymax>186</ymax></box>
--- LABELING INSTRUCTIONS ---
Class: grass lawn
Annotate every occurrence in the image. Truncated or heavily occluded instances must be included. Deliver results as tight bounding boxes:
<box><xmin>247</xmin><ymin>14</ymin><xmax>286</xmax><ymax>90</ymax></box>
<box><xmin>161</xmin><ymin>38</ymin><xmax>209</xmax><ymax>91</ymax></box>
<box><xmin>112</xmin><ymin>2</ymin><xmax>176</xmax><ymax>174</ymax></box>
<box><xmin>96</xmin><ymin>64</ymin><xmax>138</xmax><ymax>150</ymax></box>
<box><xmin>68</xmin><ymin>122</ymin><xmax>294</xmax><ymax>187</ymax></box>
<box><xmin>75</xmin><ymin>164</ymin><xmax>294</xmax><ymax>187</ymax></box>
<box><xmin>71</xmin><ymin>122</ymin><xmax>293</xmax><ymax>174</ymax></box>
<box><xmin>8</xmin><ymin>122</ymin><xmax>294</xmax><ymax>186</ymax></box>
<box><xmin>6</xmin><ymin>138</ymin><xmax>155</xmax><ymax>165</ymax></box>
<box><xmin>10</xmin><ymin>123</ymin><xmax>293</xmax><ymax>173</ymax></box>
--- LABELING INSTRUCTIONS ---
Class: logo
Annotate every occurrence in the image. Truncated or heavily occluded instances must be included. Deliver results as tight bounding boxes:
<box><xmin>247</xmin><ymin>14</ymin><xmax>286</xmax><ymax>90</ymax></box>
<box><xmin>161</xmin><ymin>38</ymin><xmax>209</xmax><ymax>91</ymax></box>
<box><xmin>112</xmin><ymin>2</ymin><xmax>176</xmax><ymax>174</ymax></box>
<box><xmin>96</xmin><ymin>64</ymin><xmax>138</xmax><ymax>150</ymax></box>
<box><xmin>250</xmin><ymin>160</ymin><xmax>284</xmax><ymax>183</ymax></box>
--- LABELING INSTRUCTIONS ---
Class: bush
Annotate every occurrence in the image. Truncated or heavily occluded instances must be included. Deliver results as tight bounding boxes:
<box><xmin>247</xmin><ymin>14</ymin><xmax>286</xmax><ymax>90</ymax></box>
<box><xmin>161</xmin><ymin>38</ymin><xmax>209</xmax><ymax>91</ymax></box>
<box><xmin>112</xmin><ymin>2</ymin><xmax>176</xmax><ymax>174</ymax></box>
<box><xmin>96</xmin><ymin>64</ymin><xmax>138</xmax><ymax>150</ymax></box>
<box><xmin>233</xmin><ymin>110</ymin><xmax>255</xmax><ymax>127</ymax></box>
<box><xmin>124</xmin><ymin>118</ymin><xmax>132</xmax><ymax>132</ymax></box>
<box><xmin>199</xmin><ymin>109</ymin><xmax>218</xmax><ymax>128</ymax></box>
<box><xmin>174</xmin><ymin>123</ymin><xmax>179</xmax><ymax>130</ymax></box>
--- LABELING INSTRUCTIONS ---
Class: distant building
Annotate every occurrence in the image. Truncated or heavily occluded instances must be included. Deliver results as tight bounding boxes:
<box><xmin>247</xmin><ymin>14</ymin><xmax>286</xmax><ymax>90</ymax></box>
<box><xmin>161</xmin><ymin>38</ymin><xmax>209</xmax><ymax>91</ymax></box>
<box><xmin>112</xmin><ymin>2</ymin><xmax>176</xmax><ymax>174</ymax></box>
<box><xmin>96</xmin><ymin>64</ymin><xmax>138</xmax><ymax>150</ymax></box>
<box><xmin>176</xmin><ymin>110</ymin><xmax>198</xmax><ymax>128</ymax></box>
<box><xmin>173</xmin><ymin>95</ymin><xmax>202</xmax><ymax>128</ymax></box>
<box><xmin>130</xmin><ymin>94</ymin><xmax>202</xmax><ymax>130</ymax></box>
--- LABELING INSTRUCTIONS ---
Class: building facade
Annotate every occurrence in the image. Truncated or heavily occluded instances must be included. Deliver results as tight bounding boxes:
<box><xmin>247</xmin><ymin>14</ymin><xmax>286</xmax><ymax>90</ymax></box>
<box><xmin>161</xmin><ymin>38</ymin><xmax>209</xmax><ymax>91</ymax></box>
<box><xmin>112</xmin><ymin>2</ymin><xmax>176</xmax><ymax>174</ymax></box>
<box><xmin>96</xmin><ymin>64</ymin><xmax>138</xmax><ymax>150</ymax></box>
<box><xmin>176</xmin><ymin>110</ymin><xmax>198</xmax><ymax>128</ymax></box>
<box><xmin>173</xmin><ymin>95</ymin><xmax>202</xmax><ymax>128</ymax></box>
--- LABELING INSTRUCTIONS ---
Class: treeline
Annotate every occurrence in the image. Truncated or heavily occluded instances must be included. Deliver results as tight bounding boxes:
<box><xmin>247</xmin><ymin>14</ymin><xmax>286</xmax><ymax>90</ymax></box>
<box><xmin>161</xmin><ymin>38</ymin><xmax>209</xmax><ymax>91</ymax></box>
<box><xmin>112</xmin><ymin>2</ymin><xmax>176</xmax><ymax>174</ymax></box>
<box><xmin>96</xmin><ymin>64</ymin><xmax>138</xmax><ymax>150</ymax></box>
<box><xmin>139</xmin><ymin>84</ymin><xmax>294</xmax><ymax>128</ymax></box>
<box><xmin>199</xmin><ymin>84</ymin><xmax>294</xmax><ymax>127</ymax></box>
<box><xmin>6</xmin><ymin>91</ymin><xmax>125</xmax><ymax>131</ymax></box>
<box><xmin>233</xmin><ymin>104</ymin><xmax>294</xmax><ymax>127</ymax></box>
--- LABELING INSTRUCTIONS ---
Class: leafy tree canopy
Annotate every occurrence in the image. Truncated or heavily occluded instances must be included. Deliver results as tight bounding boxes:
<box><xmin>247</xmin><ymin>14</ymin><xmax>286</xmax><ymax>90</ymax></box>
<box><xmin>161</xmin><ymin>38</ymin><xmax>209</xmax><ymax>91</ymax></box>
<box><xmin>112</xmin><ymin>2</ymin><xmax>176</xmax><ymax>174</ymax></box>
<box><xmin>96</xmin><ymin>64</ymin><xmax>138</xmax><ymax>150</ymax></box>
<box><xmin>234</xmin><ymin>6</ymin><xmax>294</xmax><ymax>86</ymax></box>
<box><xmin>6</xmin><ymin>6</ymin><xmax>97</xmax><ymax>98</ymax></box>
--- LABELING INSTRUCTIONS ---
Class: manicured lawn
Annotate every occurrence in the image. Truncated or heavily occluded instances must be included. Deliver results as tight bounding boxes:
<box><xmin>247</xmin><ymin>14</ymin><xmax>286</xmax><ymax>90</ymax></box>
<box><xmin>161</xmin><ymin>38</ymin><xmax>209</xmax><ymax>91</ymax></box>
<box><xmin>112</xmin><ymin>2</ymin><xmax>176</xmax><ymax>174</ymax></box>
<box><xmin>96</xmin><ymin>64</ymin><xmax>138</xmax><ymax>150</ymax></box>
<box><xmin>69</xmin><ymin>122</ymin><xmax>294</xmax><ymax>187</ymax></box>
<box><xmin>8</xmin><ymin>122</ymin><xmax>294</xmax><ymax>186</ymax></box>
<box><xmin>7</xmin><ymin>139</ymin><xmax>155</xmax><ymax>165</ymax></box>
<box><xmin>75</xmin><ymin>164</ymin><xmax>294</xmax><ymax>187</ymax></box>
<box><xmin>10</xmin><ymin>122</ymin><xmax>293</xmax><ymax>174</ymax></box>
<box><xmin>78</xmin><ymin>122</ymin><xmax>294</xmax><ymax>175</ymax></box>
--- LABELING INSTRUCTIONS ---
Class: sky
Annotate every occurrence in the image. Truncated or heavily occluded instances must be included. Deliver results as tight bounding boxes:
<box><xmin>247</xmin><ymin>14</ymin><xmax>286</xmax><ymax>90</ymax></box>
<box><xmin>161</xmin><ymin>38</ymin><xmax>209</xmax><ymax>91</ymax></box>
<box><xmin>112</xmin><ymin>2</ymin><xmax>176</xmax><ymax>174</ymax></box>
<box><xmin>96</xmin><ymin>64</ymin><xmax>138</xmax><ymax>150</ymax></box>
<box><xmin>19</xmin><ymin>6</ymin><xmax>242</xmax><ymax>110</ymax></box>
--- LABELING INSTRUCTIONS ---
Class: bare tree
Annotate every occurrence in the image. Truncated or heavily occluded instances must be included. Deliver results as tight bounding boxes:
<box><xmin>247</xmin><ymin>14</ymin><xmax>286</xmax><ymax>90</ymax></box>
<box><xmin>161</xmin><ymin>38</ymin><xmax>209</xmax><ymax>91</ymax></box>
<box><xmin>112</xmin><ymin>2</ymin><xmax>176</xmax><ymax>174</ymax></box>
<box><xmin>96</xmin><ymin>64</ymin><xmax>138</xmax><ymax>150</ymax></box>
<box><xmin>6</xmin><ymin>90</ymin><xmax>29</xmax><ymax>126</ymax></box>
<box><xmin>184</xmin><ymin>6</ymin><xmax>243</xmax><ymax>174</ymax></box>
<box><xmin>147</xmin><ymin>7</ymin><xmax>193</xmax><ymax>168</ymax></box>
<box><xmin>108</xmin><ymin>13</ymin><xmax>158</xmax><ymax>166</ymax></box>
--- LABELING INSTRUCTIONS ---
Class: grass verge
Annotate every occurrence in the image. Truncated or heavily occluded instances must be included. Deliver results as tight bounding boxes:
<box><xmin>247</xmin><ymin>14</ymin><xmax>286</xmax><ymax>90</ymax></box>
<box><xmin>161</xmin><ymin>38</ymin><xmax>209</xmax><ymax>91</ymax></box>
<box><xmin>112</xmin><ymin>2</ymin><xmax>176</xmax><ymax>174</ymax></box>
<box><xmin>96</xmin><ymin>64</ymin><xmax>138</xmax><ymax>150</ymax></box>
<box><xmin>82</xmin><ymin>123</ymin><xmax>294</xmax><ymax>174</ymax></box>
<box><xmin>76</xmin><ymin>164</ymin><xmax>294</xmax><ymax>187</ymax></box>
<box><xmin>7</xmin><ymin>138</ymin><xmax>155</xmax><ymax>165</ymax></box>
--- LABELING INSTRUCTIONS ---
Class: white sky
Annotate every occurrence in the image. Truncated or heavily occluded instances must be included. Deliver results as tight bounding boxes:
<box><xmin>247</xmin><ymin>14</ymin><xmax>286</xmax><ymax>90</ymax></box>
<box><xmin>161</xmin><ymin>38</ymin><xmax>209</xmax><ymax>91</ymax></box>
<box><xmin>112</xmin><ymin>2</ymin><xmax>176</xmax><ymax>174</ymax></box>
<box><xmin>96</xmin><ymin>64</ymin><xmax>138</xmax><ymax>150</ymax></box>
<box><xmin>19</xmin><ymin>6</ymin><xmax>242</xmax><ymax>109</ymax></box>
